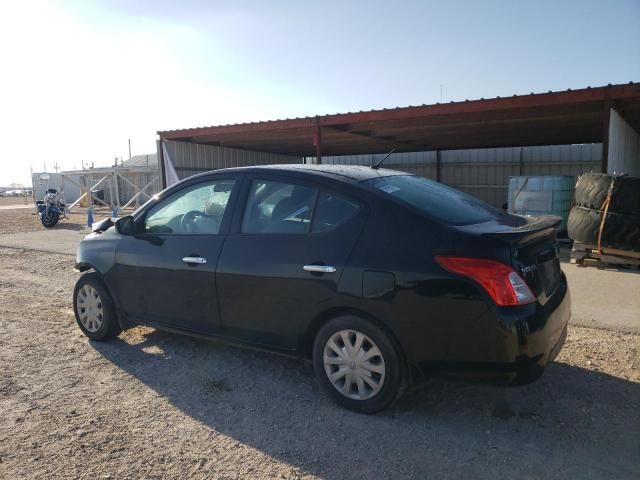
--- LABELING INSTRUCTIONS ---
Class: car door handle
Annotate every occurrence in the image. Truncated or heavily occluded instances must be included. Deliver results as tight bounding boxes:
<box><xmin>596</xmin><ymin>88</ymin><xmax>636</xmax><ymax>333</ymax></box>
<box><xmin>182</xmin><ymin>256</ymin><xmax>207</xmax><ymax>264</ymax></box>
<box><xmin>303</xmin><ymin>265</ymin><xmax>336</xmax><ymax>273</ymax></box>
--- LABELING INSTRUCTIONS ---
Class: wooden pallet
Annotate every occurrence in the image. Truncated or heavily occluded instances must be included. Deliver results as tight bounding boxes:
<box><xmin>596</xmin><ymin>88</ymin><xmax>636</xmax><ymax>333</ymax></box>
<box><xmin>570</xmin><ymin>242</ymin><xmax>640</xmax><ymax>269</ymax></box>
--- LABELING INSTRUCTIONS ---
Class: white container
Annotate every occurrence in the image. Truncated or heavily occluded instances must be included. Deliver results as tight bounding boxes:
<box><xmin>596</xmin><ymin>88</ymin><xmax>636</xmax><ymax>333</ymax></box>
<box><xmin>508</xmin><ymin>176</ymin><xmax>575</xmax><ymax>232</ymax></box>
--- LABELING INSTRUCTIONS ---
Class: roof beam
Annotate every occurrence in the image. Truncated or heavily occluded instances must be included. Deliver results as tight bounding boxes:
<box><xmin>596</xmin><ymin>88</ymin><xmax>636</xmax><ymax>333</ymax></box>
<box><xmin>322</xmin><ymin>125</ymin><xmax>431</xmax><ymax>151</ymax></box>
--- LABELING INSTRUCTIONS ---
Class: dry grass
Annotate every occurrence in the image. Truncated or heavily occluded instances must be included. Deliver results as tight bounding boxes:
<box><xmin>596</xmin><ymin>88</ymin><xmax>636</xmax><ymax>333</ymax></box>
<box><xmin>0</xmin><ymin>196</ymin><xmax>33</xmax><ymax>207</ymax></box>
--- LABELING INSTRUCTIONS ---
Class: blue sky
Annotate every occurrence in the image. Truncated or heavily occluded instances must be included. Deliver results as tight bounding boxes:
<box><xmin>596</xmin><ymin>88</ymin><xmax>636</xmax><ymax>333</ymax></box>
<box><xmin>1</xmin><ymin>0</ymin><xmax>639</xmax><ymax>185</ymax></box>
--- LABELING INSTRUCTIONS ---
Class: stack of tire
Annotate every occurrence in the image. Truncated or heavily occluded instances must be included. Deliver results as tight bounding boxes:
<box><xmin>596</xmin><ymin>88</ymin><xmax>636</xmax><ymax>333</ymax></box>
<box><xmin>567</xmin><ymin>173</ymin><xmax>640</xmax><ymax>252</ymax></box>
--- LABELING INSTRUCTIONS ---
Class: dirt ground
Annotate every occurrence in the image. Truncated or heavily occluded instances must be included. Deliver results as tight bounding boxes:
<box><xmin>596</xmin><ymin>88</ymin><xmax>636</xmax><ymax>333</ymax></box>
<box><xmin>0</xmin><ymin>207</ymin><xmax>638</xmax><ymax>479</ymax></box>
<box><xmin>0</xmin><ymin>206</ymin><xmax>113</xmax><ymax>235</ymax></box>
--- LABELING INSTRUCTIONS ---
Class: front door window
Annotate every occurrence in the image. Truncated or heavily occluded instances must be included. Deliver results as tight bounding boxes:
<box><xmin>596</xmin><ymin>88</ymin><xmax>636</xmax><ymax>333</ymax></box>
<box><xmin>144</xmin><ymin>179</ymin><xmax>236</xmax><ymax>234</ymax></box>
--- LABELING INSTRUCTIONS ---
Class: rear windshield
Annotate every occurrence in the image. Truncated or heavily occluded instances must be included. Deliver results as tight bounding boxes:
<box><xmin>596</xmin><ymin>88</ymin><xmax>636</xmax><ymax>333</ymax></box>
<box><xmin>365</xmin><ymin>175</ymin><xmax>503</xmax><ymax>225</ymax></box>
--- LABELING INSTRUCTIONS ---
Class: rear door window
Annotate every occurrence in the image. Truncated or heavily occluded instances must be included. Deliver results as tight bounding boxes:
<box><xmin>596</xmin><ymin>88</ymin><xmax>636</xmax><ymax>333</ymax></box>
<box><xmin>366</xmin><ymin>175</ymin><xmax>502</xmax><ymax>225</ymax></box>
<box><xmin>242</xmin><ymin>179</ymin><xmax>317</xmax><ymax>234</ymax></box>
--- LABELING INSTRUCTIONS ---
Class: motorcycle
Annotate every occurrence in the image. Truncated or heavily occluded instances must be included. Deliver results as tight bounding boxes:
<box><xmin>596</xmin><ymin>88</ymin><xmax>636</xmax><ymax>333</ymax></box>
<box><xmin>36</xmin><ymin>188</ymin><xmax>67</xmax><ymax>228</ymax></box>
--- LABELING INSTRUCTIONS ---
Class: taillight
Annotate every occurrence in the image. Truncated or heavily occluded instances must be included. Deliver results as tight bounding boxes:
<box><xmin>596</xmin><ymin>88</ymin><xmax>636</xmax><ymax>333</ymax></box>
<box><xmin>435</xmin><ymin>256</ymin><xmax>536</xmax><ymax>306</ymax></box>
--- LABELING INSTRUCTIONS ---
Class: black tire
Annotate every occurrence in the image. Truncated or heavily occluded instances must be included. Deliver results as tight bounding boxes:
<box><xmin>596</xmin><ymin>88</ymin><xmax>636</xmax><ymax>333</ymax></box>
<box><xmin>610</xmin><ymin>176</ymin><xmax>640</xmax><ymax>216</ymax></box>
<box><xmin>41</xmin><ymin>210</ymin><xmax>59</xmax><ymax>228</ymax></box>
<box><xmin>73</xmin><ymin>272</ymin><xmax>122</xmax><ymax>341</ymax></box>
<box><xmin>567</xmin><ymin>206</ymin><xmax>640</xmax><ymax>252</ymax></box>
<box><xmin>574</xmin><ymin>173</ymin><xmax>640</xmax><ymax>216</ymax></box>
<box><xmin>312</xmin><ymin>315</ymin><xmax>408</xmax><ymax>413</ymax></box>
<box><xmin>573</xmin><ymin>173</ymin><xmax>612</xmax><ymax>210</ymax></box>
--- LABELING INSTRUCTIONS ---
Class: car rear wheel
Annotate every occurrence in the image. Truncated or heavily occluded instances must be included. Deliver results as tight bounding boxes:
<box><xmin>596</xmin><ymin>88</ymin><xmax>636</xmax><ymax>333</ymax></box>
<box><xmin>73</xmin><ymin>272</ymin><xmax>121</xmax><ymax>341</ymax></box>
<box><xmin>313</xmin><ymin>315</ymin><xmax>407</xmax><ymax>413</ymax></box>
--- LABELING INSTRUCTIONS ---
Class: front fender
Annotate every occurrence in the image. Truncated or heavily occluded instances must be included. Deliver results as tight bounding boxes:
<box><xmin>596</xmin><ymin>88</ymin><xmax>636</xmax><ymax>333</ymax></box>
<box><xmin>75</xmin><ymin>228</ymin><xmax>120</xmax><ymax>276</ymax></box>
<box><xmin>74</xmin><ymin>230</ymin><xmax>133</xmax><ymax>330</ymax></box>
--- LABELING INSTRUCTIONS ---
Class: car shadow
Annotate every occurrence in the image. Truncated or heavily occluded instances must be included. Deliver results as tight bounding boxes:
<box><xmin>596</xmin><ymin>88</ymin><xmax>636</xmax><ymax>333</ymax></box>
<box><xmin>92</xmin><ymin>328</ymin><xmax>639</xmax><ymax>479</ymax></box>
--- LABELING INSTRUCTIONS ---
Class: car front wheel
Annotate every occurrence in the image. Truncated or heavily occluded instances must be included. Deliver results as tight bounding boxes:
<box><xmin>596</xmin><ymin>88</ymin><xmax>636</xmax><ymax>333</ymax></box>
<box><xmin>73</xmin><ymin>272</ymin><xmax>122</xmax><ymax>341</ymax></box>
<box><xmin>313</xmin><ymin>315</ymin><xmax>407</xmax><ymax>413</ymax></box>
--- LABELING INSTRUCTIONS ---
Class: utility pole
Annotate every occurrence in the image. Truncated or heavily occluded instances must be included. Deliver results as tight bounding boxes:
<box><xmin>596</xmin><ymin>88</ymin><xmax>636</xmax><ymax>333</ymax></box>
<box><xmin>128</xmin><ymin>138</ymin><xmax>132</xmax><ymax>160</ymax></box>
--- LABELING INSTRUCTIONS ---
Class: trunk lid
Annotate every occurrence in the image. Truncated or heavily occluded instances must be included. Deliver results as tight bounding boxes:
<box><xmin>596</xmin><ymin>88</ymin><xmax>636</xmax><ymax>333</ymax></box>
<box><xmin>455</xmin><ymin>214</ymin><xmax>562</xmax><ymax>304</ymax></box>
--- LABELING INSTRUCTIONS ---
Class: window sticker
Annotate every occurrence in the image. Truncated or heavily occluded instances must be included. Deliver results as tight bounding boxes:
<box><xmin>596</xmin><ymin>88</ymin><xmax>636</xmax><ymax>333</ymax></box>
<box><xmin>379</xmin><ymin>184</ymin><xmax>400</xmax><ymax>194</ymax></box>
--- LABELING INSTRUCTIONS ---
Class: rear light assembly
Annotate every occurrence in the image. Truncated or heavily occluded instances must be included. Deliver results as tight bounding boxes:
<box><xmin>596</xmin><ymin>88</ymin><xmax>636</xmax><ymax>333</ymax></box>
<box><xmin>435</xmin><ymin>256</ymin><xmax>536</xmax><ymax>306</ymax></box>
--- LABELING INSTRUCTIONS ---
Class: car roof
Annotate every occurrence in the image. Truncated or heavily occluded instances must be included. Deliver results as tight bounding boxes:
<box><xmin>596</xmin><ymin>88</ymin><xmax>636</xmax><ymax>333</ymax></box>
<box><xmin>204</xmin><ymin>164</ymin><xmax>407</xmax><ymax>184</ymax></box>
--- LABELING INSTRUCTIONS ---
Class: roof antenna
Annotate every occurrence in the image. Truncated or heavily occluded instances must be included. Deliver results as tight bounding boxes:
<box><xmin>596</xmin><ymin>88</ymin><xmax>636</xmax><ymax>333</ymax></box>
<box><xmin>371</xmin><ymin>148</ymin><xmax>396</xmax><ymax>170</ymax></box>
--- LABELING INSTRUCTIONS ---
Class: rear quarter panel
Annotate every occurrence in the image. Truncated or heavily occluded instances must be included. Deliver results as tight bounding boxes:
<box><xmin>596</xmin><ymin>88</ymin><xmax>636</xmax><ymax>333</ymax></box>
<box><xmin>341</xmin><ymin>195</ymin><xmax>507</xmax><ymax>366</ymax></box>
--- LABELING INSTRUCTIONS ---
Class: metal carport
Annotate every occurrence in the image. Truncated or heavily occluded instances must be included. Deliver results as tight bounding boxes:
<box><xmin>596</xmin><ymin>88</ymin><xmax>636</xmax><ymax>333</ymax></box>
<box><xmin>157</xmin><ymin>82</ymin><xmax>640</xmax><ymax>205</ymax></box>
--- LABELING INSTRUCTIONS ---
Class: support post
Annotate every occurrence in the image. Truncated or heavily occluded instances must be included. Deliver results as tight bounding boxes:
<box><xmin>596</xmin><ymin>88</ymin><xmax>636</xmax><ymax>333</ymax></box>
<box><xmin>602</xmin><ymin>100</ymin><xmax>611</xmax><ymax>174</ymax></box>
<box><xmin>435</xmin><ymin>150</ymin><xmax>441</xmax><ymax>182</ymax></box>
<box><xmin>158</xmin><ymin>139</ymin><xmax>167</xmax><ymax>189</ymax></box>
<box><xmin>314</xmin><ymin>117</ymin><xmax>322</xmax><ymax>164</ymax></box>
<box><xmin>519</xmin><ymin>146</ymin><xmax>524</xmax><ymax>176</ymax></box>
<box><xmin>113</xmin><ymin>167</ymin><xmax>120</xmax><ymax>209</ymax></box>
<box><xmin>107</xmin><ymin>172</ymin><xmax>115</xmax><ymax>209</ymax></box>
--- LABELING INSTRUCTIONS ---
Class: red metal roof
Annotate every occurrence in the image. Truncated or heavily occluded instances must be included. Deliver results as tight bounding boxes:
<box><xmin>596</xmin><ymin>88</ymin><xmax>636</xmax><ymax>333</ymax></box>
<box><xmin>158</xmin><ymin>82</ymin><xmax>640</xmax><ymax>156</ymax></box>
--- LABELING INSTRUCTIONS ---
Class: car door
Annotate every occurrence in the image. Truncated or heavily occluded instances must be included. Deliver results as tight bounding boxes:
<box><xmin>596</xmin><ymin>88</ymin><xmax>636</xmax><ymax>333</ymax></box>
<box><xmin>216</xmin><ymin>174</ymin><xmax>366</xmax><ymax>350</ymax></box>
<box><xmin>113</xmin><ymin>175</ymin><xmax>239</xmax><ymax>335</ymax></box>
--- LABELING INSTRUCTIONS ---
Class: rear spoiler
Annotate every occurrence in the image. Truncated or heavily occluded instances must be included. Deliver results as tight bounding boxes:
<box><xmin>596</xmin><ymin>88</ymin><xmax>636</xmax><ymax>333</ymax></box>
<box><xmin>482</xmin><ymin>216</ymin><xmax>561</xmax><ymax>247</ymax></box>
<box><xmin>454</xmin><ymin>215</ymin><xmax>561</xmax><ymax>247</ymax></box>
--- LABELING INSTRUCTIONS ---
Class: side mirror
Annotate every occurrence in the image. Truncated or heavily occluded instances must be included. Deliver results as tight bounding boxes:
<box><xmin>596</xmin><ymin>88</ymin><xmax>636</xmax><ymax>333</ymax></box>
<box><xmin>115</xmin><ymin>215</ymin><xmax>136</xmax><ymax>235</ymax></box>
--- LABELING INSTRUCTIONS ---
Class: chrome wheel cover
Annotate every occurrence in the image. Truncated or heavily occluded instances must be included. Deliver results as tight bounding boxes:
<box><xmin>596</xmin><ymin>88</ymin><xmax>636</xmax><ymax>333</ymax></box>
<box><xmin>323</xmin><ymin>329</ymin><xmax>386</xmax><ymax>400</ymax></box>
<box><xmin>77</xmin><ymin>284</ymin><xmax>104</xmax><ymax>333</ymax></box>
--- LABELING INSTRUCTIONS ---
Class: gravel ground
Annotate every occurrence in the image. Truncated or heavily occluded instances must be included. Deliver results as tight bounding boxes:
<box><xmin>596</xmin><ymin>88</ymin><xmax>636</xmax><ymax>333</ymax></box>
<box><xmin>0</xmin><ymin>210</ymin><xmax>638</xmax><ymax>479</ymax></box>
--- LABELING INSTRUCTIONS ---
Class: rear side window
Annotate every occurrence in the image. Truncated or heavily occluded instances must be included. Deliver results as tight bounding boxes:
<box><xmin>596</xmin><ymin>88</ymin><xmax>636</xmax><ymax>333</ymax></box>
<box><xmin>366</xmin><ymin>175</ymin><xmax>502</xmax><ymax>225</ymax></box>
<box><xmin>311</xmin><ymin>192</ymin><xmax>359</xmax><ymax>232</ymax></box>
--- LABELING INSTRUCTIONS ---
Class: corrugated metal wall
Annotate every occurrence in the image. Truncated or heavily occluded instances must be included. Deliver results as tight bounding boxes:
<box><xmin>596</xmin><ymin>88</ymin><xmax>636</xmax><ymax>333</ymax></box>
<box><xmin>163</xmin><ymin>140</ymin><xmax>302</xmax><ymax>180</ymax></box>
<box><xmin>608</xmin><ymin>109</ymin><xmax>640</xmax><ymax>176</ymax></box>
<box><xmin>322</xmin><ymin>144</ymin><xmax>601</xmax><ymax>207</ymax></box>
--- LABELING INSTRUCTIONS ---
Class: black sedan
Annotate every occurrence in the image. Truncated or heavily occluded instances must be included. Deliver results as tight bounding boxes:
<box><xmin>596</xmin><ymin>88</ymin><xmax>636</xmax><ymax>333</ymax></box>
<box><xmin>74</xmin><ymin>165</ymin><xmax>571</xmax><ymax>413</ymax></box>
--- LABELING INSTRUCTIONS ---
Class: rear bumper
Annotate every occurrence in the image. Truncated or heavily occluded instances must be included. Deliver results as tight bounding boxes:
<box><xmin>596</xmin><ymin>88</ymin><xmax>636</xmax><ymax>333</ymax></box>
<box><xmin>416</xmin><ymin>273</ymin><xmax>571</xmax><ymax>383</ymax></box>
<box><xmin>505</xmin><ymin>274</ymin><xmax>571</xmax><ymax>367</ymax></box>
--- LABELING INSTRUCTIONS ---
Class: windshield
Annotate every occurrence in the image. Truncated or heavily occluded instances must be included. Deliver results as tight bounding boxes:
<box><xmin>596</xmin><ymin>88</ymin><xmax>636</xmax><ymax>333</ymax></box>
<box><xmin>366</xmin><ymin>175</ymin><xmax>503</xmax><ymax>225</ymax></box>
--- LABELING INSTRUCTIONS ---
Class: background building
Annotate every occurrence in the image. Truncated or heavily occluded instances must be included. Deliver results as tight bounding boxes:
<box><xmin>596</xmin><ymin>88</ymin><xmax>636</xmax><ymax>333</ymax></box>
<box><xmin>31</xmin><ymin>154</ymin><xmax>161</xmax><ymax>209</ymax></box>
